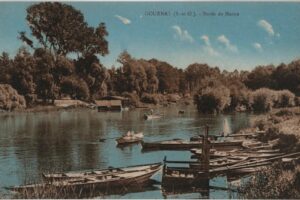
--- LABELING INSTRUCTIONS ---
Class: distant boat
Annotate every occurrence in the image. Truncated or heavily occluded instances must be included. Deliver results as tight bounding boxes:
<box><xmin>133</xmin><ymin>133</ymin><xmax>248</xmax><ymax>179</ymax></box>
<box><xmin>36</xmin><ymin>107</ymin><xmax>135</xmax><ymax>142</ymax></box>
<box><xmin>116</xmin><ymin>131</ymin><xmax>144</xmax><ymax>145</ymax></box>
<box><xmin>144</xmin><ymin>114</ymin><xmax>162</xmax><ymax>120</ymax></box>
<box><xmin>144</xmin><ymin>109</ymin><xmax>162</xmax><ymax>120</ymax></box>
<box><xmin>9</xmin><ymin>163</ymin><xmax>161</xmax><ymax>195</ymax></box>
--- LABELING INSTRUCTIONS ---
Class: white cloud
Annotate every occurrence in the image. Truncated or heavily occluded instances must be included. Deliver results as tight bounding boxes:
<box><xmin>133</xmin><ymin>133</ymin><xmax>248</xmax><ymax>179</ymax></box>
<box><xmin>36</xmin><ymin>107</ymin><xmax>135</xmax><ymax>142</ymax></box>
<box><xmin>172</xmin><ymin>25</ymin><xmax>194</xmax><ymax>43</ymax></box>
<box><xmin>217</xmin><ymin>35</ymin><xmax>238</xmax><ymax>53</ymax></box>
<box><xmin>201</xmin><ymin>35</ymin><xmax>219</xmax><ymax>56</ymax></box>
<box><xmin>201</xmin><ymin>35</ymin><xmax>210</xmax><ymax>46</ymax></box>
<box><xmin>257</xmin><ymin>19</ymin><xmax>275</xmax><ymax>36</ymax></box>
<box><xmin>115</xmin><ymin>15</ymin><xmax>131</xmax><ymax>25</ymax></box>
<box><xmin>252</xmin><ymin>42</ymin><xmax>263</xmax><ymax>52</ymax></box>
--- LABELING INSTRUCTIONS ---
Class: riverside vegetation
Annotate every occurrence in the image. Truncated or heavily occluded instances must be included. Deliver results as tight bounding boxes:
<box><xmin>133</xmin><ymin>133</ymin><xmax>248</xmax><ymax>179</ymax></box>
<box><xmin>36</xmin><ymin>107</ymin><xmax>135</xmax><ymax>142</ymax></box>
<box><xmin>235</xmin><ymin>107</ymin><xmax>300</xmax><ymax>198</ymax></box>
<box><xmin>0</xmin><ymin>2</ymin><xmax>300</xmax><ymax>113</ymax></box>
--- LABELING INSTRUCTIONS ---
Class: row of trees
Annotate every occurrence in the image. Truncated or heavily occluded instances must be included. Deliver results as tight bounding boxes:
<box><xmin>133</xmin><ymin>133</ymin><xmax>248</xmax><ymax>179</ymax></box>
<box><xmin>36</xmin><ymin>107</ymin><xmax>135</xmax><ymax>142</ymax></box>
<box><xmin>194</xmin><ymin>86</ymin><xmax>297</xmax><ymax>113</ymax></box>
<box><xmin>1</xmin><ymin>2</ymin><xmax>300</xmax><ymax>113</ymax></box>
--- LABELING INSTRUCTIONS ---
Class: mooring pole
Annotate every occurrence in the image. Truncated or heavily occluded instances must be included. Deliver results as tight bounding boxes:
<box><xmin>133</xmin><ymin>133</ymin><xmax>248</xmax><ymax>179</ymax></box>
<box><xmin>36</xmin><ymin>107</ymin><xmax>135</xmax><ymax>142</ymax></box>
<box><xmin>201</xmin><ymin>125</ymin><xmax>210</xmax><ymax>197</ymax></box>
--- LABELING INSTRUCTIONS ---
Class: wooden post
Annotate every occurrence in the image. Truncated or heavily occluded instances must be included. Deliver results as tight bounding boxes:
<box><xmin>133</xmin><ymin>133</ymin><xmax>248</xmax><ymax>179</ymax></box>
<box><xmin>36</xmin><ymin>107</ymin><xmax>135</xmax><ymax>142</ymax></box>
<box><xmin>199</xmin><ymin>125</ymin><xmax>210</xmax><ymax>193</ymax></box>
<box><xmin>202</xmin><ymin>125</ymin><xmax>210</xmax><ymax>174</ymax></box>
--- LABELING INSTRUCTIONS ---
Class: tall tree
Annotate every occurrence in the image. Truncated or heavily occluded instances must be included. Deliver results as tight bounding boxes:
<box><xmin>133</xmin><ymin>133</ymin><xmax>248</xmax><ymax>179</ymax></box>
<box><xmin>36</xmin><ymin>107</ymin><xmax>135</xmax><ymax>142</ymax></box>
<box><xmin>0</xmin><ymin>52</ymin><xmax>13</xmax><ymax>84</ymax></box>
<box><xmin>22</xmin><ymin>2</ymin><xmax>109</xmax><ymax>58</ymax></box>
<box><xmin>33</xmin><ymin>48</ymin><xmax>58</xmax><ymax>102</ymax></box>
<box><xmin>11</xmin><ymin>48</ymin><xmax>36</xmax><ymax>103</ymax></box>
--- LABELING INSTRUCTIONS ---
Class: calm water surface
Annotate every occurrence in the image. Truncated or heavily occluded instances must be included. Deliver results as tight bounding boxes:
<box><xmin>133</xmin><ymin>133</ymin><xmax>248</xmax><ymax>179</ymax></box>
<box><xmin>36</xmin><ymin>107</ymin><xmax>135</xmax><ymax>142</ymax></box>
<box><xmin>0</xmin><ymin>105</ymin><xmax>253</xmax><ymax>198</ymax></box>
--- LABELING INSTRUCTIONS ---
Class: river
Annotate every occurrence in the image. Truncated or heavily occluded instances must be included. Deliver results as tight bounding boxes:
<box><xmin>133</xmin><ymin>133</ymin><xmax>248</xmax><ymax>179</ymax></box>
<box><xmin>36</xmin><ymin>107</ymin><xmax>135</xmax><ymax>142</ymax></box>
<box><xmin>0</xmin><ymin>105</ymin><xmax>253</xmax><ymax>198</ymax></box>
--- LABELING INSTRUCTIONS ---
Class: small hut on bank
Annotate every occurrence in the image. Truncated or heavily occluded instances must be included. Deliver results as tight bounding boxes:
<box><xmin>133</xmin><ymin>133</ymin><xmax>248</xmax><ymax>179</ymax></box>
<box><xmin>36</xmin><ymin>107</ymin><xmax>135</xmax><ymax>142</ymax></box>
<box><xmin>95</xmin><ymin>96</ymin><xmax>129</xmax><ymax>111</ymax></box>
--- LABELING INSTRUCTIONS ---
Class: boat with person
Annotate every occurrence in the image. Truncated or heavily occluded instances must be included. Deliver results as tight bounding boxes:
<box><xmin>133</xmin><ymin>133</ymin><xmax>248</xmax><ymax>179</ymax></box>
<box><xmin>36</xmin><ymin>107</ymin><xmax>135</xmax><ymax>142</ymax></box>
<box><xmin>143</xmin><ymin>109</ymin><xmax>162</xmax><ymax>120</ymax></box>
<box><xmin>9</xmin><ymin>163</ymin><xmax>162</xmax><ymax>195</ymax></box>
<box><xmin>116</xmin><ymin>131</ymin><xmax>144</xmax><ymax>145</ymax></box>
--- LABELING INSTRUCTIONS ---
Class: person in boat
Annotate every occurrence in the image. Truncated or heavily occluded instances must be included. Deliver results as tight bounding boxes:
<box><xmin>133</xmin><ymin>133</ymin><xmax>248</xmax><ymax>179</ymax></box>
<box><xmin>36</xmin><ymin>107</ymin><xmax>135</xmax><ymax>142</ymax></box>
<box><xmin>150</xmin><ymin>109</ymin><xmax>154</xmax><ymax>114</ymax></box>
<box><xmin>125</xmin><ymin>131</ymin><xmax>134</xmax><ymax>137</ymax></box>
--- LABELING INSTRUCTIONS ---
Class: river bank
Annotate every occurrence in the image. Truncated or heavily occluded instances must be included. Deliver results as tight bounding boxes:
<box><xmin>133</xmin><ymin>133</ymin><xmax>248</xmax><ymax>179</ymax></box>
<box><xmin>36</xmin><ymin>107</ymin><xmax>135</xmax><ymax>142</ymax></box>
<box><xmin>236</xmin><ymin>107</ymin><xmax>300</xmax><ymax>198</ymax></box>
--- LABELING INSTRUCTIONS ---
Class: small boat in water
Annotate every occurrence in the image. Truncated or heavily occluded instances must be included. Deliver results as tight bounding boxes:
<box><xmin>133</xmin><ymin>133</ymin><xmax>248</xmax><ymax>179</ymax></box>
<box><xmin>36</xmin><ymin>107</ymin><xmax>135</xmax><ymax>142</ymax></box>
<box><xmin>143</xmin><ymin>109</ymin><xmax>162</xmax><ymax>120</ymax></box>
<box><xmin>143</xmin><ymin>114</ymin><xmax>162</xmax><ymax>120</ymax></box>
<box><xmin>116</xmin><ymin>131</ymin><xmax>143</xmax><ymax>145</ymax></box>
<box><xmin>9</xmin><ymin>163</ymin><xmax>161</xmax><ymax>195</ymax></box>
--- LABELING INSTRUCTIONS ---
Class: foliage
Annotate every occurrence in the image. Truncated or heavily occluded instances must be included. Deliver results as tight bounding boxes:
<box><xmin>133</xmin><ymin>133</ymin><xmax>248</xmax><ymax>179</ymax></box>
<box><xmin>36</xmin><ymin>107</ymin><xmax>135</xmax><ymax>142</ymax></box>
<box><xmin>34</xmin><ymin>48</ymin><xmax>58</xmax><ymax>102</ymax></box>
<box><xmin>0</xmin><ymin>84</ymin><xmax>26</xmax><ymax>110</ymax></box>
<box><xmin>194</xmin><ymin>85</ymin><xmax>231</xmax><ymax>113</ymax></box>
<box><xmin>141</xmin><ymin>93</ymin><xmax>160</xmax><ymax>105</ymax></box>
<box><xmin>274</xmin><ymin>90</ymin><xmax>295</xmax><ymax>108</ymax></box>
<box><xmin>60</xmin><ymin>76</ymin><xmax>90</xmax><ymax>100</ymax></box>
<box><xmin>122</xmin><ymin>92</ymin><xmax>140</xmax><ymax>107</ymax></box>
<box><xmin>244</xmin><ymin>65</ymin><xmax>275</xmax><ymax>90</ymax></box>
<box><xmin>238</xmin><ymin>163</ymin><xmax>300</xmax><ymax>199</ymax></box>
<box><xmin>23</xmin><ymin>2</ymin><xmax>108</xmax><ymax>57</ymax></box>
<box><xmin>10</xmin><ymin>48</ymin><xmax>36</xmax><ymax>103</ymax></box>
<box><xmin>249</xmin><ymin>88</ymin><xmax>275</xmax><ymax>112</ymax></box>
<box><xmin>185</xmin><ymin>63</ymin><xmax>221</xmax><ymax>93</ymax></box>
<box><xmin>75</xmin><ymin>55</ymin><xmax>110</xmax><ymax>99</ymax></box>
<box><xmin>149</xmin><ymin>59</ymin><xmax>182</xmax><ymax>93</ymax></box>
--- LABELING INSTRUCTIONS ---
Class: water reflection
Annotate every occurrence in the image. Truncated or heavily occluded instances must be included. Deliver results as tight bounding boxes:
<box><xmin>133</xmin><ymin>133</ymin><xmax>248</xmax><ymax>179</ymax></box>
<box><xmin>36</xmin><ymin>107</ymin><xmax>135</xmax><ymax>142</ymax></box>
<box><xmin>0</xmin><ymin>105</ymin><xmax>251</xmax><ymax>198</ymax></box>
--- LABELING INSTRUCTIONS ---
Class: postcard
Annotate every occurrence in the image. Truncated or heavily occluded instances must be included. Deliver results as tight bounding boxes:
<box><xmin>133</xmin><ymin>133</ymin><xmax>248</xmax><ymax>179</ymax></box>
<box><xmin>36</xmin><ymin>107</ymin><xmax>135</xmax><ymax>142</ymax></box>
<box><xmin>0</xmin><ymin>1</ymin><xmax>299</xmax><ymax>199</ymax></box>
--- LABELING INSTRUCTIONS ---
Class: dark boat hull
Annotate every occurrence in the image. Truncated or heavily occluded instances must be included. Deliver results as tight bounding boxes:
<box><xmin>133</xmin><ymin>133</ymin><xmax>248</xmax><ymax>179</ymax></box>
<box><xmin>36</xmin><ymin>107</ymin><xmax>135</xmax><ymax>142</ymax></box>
<box><xmin>162</xmin><ymin>167</ymin><xmax>209</xmax><ymax>190</ymax></box>
<box><xmin>142</xmin><ymin>140</ymin><xmax>243</xmax><ymax>151</ymax></box>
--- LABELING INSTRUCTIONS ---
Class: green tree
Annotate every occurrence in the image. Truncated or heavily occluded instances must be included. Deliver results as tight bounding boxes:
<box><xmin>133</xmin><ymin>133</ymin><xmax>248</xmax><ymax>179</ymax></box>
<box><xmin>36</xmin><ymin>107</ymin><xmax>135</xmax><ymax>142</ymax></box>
<box><xmin>0</xmin><ymin>52</ymin><xmax>13</xmax><ymax>84</ymax></box>
<box><xmin>33</xmin><ymin>48</ymin><xmax>58</xmax><ymax>102</ymax></box>
<box><xmin>149</xmin><ymin>59</ymin><xmax>180</xmax><ymax>93</ymax></box>
<box><xmin>75</xmin><ymin>55</ymin><xmax>109</xmax><ymax>99</ymax></box>
<box><xmin>194</xmin><ymin>85</ymin><xmax>231</xmax><ymax>113</ymax></box>
<box><xmin>272</xmin><ymin>60</ymin><xmax>300</xmax><ymax>95</ymax></box>
<box><xmin>60</xmin><ymin>76</ymin><xmax>90</xmax><ymax>100</ymax></box>
<box><xmin>11</xmin><ymin>48</ymin><xmax>36</xmax><ymax>103</ymax></box>
<box><xmin>22</xmin><ymin>2</ymin><xmax>108</xmax><ymax>58</ymax></box>
<box><xmin>244</xmin><ymin>65</ymin><xmax>275</xmax><ymax>90</ymax></box>
<box><xmin>117</xmin><ymin>51</ymin><xmax>147</xmax><ymax>96</ymax></box>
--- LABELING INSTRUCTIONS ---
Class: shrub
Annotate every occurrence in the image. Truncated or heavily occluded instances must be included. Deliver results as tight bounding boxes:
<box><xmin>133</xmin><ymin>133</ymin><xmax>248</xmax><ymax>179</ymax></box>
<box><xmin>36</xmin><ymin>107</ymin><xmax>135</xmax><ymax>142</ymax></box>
<box><xmin>122</xmin><ymin>92</ymin><xmax>140</xmax><ymax>107</ymax></box>
<box><xmin>274</xmin><ymin>90</ymin><xmax>295</xmax><ymax>108</ymax></box>
<box><xmin>238</xmin><ymin>163</ymin><xmax>300</xmax><ymax>199</ymax></box>
<box><xmin>0</xmin><ymin>84</ymin><xmax>26</xmax><ymax>110</ymax></box>
<box><xmin>249</xmin><ymin>88</ymin><xmax>274</xmax><ymax>112</ymax></box>
<box><xmin>141</xmin><ymin>93</ymin><xmax>159</xmax><ymax>105</ymax></box>
<box><xmin>194</xmin><ymin>85</ymin><xmax>230</xmax><ymax>113</ymax></box>
<box><xmin>60</xmin><ymin>76</ymin><xmax>90</xmax><ymax>100</ymax></box>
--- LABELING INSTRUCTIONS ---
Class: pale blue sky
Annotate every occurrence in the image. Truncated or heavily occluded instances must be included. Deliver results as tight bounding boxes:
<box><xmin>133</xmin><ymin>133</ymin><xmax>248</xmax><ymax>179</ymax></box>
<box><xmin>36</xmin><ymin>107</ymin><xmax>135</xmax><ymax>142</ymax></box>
<box><xmin>0</xmin><ymin>2</ymin><xmax>300</xmax><ymax>71</ymax></box>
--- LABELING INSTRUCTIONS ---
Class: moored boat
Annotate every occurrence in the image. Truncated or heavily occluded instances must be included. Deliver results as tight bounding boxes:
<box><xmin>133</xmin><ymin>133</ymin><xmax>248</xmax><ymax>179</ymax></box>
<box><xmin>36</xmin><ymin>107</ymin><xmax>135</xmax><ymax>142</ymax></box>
<box><xmin>190</xmin><ymin>156</ymin><xmax>248</xmax><ymax>169</ymax></box>
<box><xmin>9</xmin><ymin>163</ymin><xmax>162</xmax><ymax>195</ymax></box>
<box><xmin>142</xmin><ymin>139</ymin><xmax>243</xmax><ymax>151</ymax></box>
<box><xmin>42</xmin><ymin>162</ymin><xmax>160</xmax><ymax>181</ymax></box>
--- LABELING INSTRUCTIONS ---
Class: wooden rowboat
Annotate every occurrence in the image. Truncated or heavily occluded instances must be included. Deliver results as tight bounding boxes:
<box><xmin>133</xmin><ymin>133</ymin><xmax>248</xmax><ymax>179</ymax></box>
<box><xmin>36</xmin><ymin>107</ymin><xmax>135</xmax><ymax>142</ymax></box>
<box><xmin>190</xmin><ymin>156</ymin><xmax>249</xmax><ymax>169</ymax></box>
<box><xmin>9</xmin><ymin>163</ymin><xmax>161</xmax><ymax>195</ymax></box>
<box><xmin>42</xmin><ymin>162</ymin><xmax>160</xmax><ymax>181</ymax></box>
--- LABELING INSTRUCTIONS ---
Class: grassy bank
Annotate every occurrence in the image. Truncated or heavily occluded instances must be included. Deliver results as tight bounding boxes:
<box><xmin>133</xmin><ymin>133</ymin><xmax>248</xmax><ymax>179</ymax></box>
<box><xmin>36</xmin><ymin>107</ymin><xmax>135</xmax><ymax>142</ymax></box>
<box><xmin>238</xmin><ymin>161</ymin><xmax>300</xmax><ymax>199</ymax></box>
<box><xmin>237</xmin><ymin>107</ymin><xmax>300</xmax><ymax>198</ymax></box>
